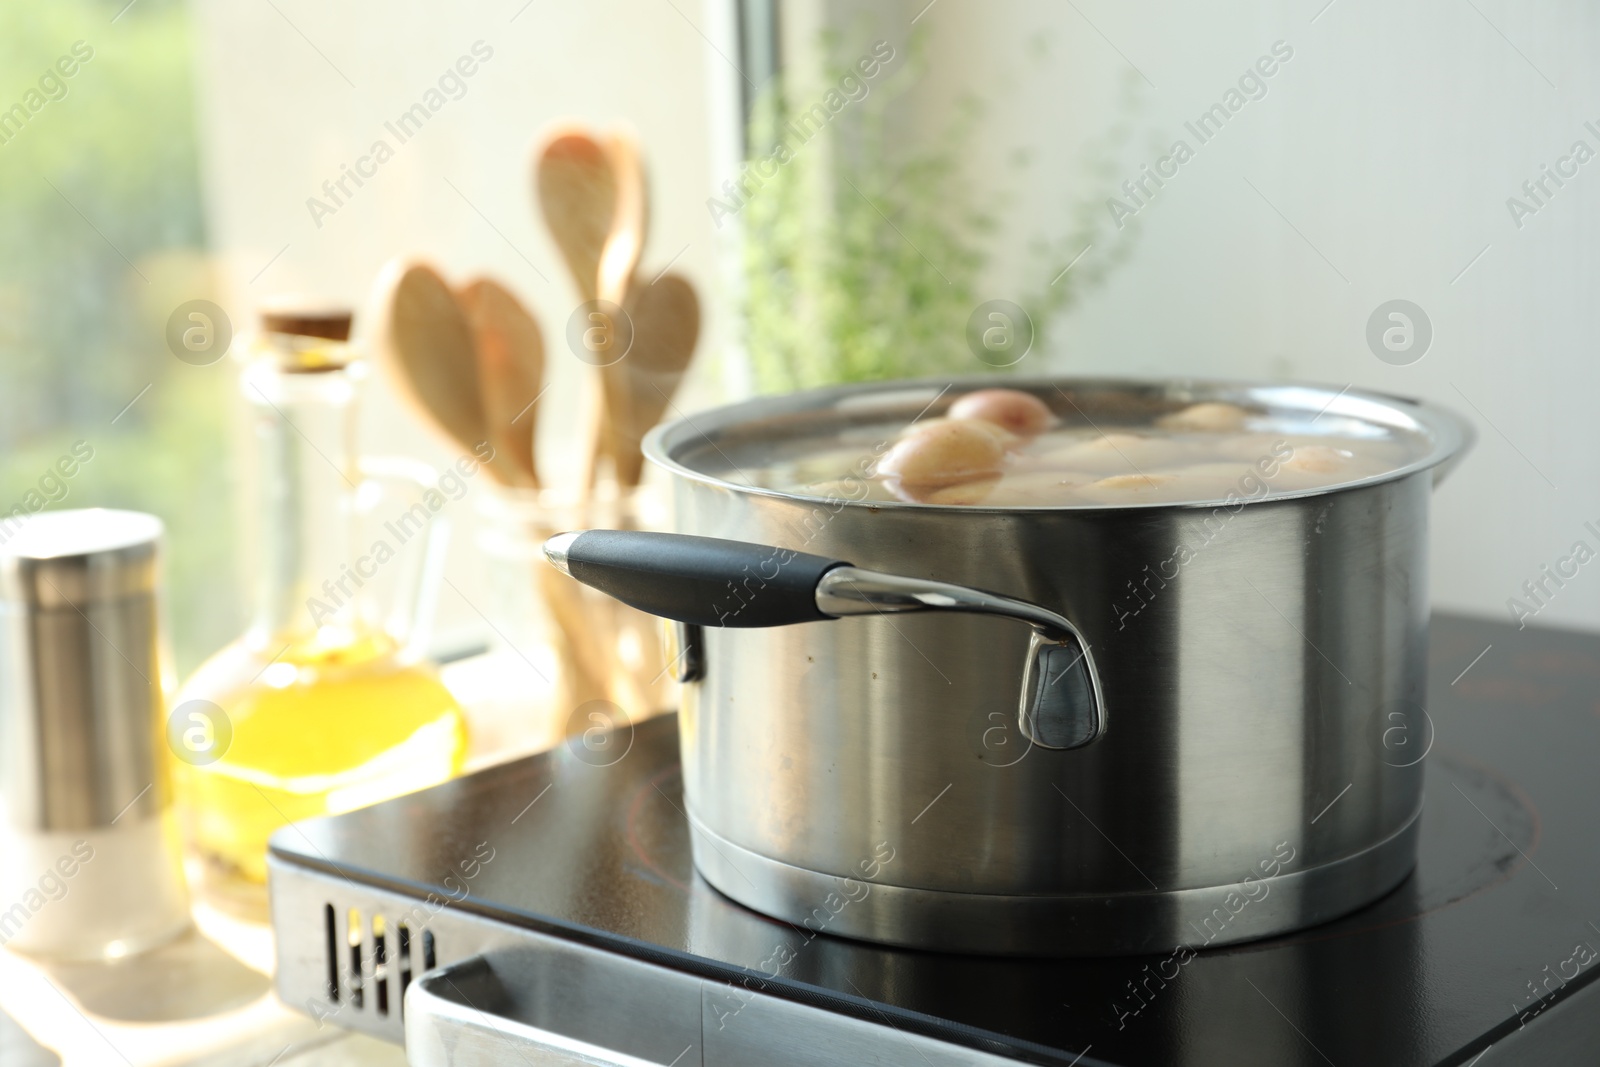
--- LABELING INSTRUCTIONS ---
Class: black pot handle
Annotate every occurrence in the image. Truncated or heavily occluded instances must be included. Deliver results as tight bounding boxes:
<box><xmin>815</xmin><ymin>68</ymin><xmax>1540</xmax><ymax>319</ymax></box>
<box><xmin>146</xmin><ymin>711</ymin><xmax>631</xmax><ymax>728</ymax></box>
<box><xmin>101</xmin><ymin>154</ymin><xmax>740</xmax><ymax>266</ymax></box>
<box><xmin>543</xmin><ymin>530</ymin><xmax>847</xmax><ymax>628</ymax></box>
<box><xmin>544</xmin><ymin>529</ymin><xmax>1107</xmax><ymax>750</ymax></box>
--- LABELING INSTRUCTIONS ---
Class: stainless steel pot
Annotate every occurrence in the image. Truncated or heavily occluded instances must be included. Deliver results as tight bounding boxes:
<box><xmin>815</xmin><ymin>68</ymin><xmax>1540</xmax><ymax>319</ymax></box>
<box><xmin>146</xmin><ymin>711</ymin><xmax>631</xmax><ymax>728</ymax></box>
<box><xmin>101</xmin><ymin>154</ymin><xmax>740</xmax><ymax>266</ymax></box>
<box><xmin>546</xmin><ymin>377</ymin><xmax>1473</xmax><ymax>956</ymax></box>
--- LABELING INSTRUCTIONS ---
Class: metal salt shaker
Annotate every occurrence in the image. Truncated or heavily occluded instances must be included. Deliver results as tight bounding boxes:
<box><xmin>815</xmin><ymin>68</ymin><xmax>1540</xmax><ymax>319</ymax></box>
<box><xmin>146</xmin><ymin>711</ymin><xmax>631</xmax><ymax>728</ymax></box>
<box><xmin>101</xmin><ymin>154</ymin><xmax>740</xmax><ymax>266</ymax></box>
<box><xmin>0</xmin><ymin>508</ymin><xmax>190</xmax><ymax>959</ymax></box>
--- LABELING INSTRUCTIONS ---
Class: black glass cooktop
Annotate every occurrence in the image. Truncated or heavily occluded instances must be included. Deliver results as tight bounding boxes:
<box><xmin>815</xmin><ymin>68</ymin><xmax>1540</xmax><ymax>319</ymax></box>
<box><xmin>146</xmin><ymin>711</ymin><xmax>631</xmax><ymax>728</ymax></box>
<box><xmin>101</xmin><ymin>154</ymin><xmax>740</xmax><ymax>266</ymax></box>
<box><xmin>275</xmin><ymin>614</ymin><xmax>1600</xmax><ymax>1065</ymax></box>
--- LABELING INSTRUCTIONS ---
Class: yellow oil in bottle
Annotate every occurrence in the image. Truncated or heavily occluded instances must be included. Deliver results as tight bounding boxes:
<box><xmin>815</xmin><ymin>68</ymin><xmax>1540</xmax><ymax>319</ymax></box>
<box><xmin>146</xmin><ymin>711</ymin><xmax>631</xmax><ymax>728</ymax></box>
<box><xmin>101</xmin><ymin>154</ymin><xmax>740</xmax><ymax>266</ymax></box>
<box><xmin>176</xmin><ymin>630</ymin><xmax>466</xmax><ymax>888</ymax></box>
<box><xmin>175</xmin><ymin>306</ymin><xmax>470</xmax><ymax>912</ymax></box>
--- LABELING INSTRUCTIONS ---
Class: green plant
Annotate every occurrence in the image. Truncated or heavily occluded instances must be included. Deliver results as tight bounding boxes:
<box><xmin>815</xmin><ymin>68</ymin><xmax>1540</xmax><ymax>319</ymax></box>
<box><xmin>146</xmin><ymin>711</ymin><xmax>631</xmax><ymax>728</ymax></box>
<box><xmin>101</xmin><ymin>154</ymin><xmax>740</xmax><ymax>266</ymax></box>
<box><xmin>739</xmin><ymin>29</ymin><xmax>1141</xmax><ymax>394</ymax></box>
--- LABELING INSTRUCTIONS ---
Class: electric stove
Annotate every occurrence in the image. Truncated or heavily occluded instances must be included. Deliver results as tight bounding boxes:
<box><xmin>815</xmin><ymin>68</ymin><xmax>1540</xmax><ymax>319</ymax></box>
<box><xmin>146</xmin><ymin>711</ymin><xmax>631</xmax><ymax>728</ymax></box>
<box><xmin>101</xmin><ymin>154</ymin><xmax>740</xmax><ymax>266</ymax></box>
<box><xmin>268</xmin><ymin>613</ymin><xmax>1600</xmax><ymax>1065</ymax></box>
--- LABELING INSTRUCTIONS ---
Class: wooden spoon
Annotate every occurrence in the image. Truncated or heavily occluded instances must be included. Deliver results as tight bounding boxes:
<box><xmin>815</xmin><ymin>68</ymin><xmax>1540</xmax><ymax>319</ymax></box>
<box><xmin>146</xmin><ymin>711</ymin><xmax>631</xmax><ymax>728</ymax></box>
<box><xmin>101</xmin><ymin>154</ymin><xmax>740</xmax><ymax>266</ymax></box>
<box><xmin>452</xmin><ymin>273</ymin><xmax>614</xmax><ymax>719</ymax></box>
<box><xmin>598</xmin><ymin>271</ymin><xmax>701</xmax><ymax>487</ymax></box>
<box><xmin>370</xmin><ymin>259</ymin><xmax>518</xmax><ymax>484</ymax></box>
<box><xmin>457</xmin><ymin>277</ymin><xmax>545</xmax><ymax>489</ymax></box>
<box><xmin>596</xmin><ymin>131</ymin><xmax>648</xmax><ymax>306</ymax></box>
<box><xmin>581</xmin><ymin>131</ymin><xmax>655</xmax><ymax>489</ymax></box>
<box><xmin>534</xmin><ymin>129</ymin><xmax>614</xmax><ymax>304</ymax></box>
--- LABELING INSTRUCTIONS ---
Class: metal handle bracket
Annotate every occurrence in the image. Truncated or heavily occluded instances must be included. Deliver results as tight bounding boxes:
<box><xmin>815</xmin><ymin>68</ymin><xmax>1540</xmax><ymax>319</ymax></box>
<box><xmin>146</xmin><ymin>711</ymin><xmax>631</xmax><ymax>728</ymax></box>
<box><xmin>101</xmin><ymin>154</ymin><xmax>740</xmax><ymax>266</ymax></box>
<box><xmin>815</xmin><ymin>567</ymin><xmax>1104</xmax><ymax>750</ymax></box>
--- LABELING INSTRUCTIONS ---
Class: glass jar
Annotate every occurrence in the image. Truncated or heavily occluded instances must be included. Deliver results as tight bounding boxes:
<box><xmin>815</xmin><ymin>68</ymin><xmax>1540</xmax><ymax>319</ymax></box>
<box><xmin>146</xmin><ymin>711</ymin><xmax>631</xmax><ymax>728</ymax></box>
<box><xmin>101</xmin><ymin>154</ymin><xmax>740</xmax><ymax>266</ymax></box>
<box><xmin>472</xmin><ymin>484</ymin><xmax>676</xmax><ymax>753</ymax></box>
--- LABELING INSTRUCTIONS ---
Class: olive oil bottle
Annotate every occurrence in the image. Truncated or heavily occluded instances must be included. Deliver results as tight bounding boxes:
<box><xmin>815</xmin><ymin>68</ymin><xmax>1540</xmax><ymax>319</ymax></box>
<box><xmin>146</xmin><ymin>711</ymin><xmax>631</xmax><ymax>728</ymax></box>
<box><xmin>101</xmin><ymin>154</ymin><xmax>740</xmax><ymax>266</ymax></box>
<box><xmin>173</xmin><ymin>304</ymin><xmax>466</xmax><ymax>907</ymax></box>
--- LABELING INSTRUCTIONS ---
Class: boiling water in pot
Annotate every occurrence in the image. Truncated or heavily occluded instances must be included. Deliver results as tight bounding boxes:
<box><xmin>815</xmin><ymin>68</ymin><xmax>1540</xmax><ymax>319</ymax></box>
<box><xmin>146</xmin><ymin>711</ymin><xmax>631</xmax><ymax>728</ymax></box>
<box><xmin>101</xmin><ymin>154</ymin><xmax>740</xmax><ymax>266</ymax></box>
<box><xmin>729</xmin><ymin>388</ymin><xmax>1429</xmax><ymax>507</ymax></box>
